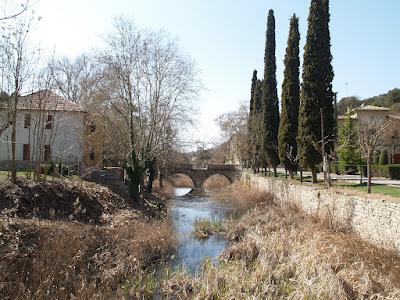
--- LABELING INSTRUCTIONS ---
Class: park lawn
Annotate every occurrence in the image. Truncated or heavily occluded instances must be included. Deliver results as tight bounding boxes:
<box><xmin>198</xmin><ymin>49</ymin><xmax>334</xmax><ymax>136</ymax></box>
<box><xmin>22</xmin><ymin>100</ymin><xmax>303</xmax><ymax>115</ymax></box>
<box><xmin>337</xmin><ymin>182</ymin><xmax>400</xmax><ymax>198</ymax></box>
<box><xmin>0</xmin><ymin>170</ymin><xmax>30</xmax><ymax>181</ymax></box>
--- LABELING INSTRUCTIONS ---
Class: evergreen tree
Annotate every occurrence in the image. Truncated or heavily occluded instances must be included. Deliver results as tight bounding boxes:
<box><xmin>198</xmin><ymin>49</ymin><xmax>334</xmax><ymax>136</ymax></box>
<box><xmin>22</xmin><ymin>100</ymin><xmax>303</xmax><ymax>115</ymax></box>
<box><xmin>337</xmin><ymin>114</ymin><xmax>360</xmax><ymax>172</ymax></box>
<box><xmin>297</xmin><ymin>0</ymin><xmax>335</xmax><ymax>183</ymax></box>
<box><xmin>249</xmin><ymin>70</ymin><xmax>258</xmax><ymax>117</ymax></box>
<box><xmin>379</xmin><ymin>149</ymin><xmax>389</xmax><ymax>165</ymax></box>
<box><xmin>261</xmin><ymin>9</ymin><xmax>280</xmax><ymax>176</ymax></box>
<box><xmin>247</xmin><ymin>70</ymin><xmax>258</xmax><ymax>168</ymax></box>
<box><xmin>278</xmin><ymin>15</ymin><xmax>300</xmax><ymax>179</ymax></box>
<box><xmin>251</xmin><ymin>79</ymin><xmax>263</xmax><ymax>172</ymax></box>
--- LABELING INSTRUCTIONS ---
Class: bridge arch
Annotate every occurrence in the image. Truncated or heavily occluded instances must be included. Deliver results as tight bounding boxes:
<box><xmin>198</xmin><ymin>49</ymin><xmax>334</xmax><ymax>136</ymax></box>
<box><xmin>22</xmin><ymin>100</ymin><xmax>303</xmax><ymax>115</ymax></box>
<box><xmin>203</xmin><ymin>174</ymin><xmax>231</xmax><ymax>189</ymax></box>
<box><xmin>167</xmin><ymin>164</ymin><xmax>241</xmax><ymax>188</ymax></box>
<box><xmin>168</xmin><ymin>173</ymin><xmax>195</xmax><ymax>187</ymax></box>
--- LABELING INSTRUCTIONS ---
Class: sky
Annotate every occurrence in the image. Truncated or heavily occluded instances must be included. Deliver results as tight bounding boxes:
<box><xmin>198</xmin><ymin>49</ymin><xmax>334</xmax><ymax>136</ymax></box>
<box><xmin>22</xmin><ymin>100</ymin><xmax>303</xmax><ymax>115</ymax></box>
<box><xmin>27</xmin><ymin>0</ymin><xmax>400</xmax><ymax>144</ymax></box>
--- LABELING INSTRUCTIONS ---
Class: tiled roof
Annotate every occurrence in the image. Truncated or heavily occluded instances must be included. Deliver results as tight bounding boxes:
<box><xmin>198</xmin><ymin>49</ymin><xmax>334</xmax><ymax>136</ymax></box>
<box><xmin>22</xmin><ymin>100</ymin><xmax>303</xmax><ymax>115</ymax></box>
<box><xmin>355</xmin><ymin>105</ymin><xmax>389</xmax><ymax>111</ymax></box>
<box><xmin>17</xmin><ymin>90</ymin><xmax>84</xmax><ymax>112</ymax></box>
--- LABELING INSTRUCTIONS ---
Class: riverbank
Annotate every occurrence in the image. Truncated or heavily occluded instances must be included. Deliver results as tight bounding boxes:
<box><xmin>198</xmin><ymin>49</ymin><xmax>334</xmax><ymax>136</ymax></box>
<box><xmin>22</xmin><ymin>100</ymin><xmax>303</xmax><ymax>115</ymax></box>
<box><xmin>159</xmin><ymin>181</ymin><xmax>400</xmax><ymax>299</ymax></box>
<box><xmin>0</xmin><ymin>178</ymin><xmax>175</xmax><ymax>299</ymax></box>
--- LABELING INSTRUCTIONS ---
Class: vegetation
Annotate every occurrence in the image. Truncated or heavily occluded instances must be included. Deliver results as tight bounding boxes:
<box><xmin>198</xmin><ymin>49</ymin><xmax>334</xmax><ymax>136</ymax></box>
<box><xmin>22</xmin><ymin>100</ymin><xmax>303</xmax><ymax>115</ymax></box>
<box><xmin>380</xmin><ymin>149</ymin><xmax>389</xmax><ymax>165</ymax></box>
<box><xmin>0</xmin><ymin>179</ymin><xmax>175</xmax><ymax>299</ymax></box>
<box><xmin>261</xmin><ymin>9</ymin><xmax>280</xmax><ymax>176</ymax></box>
<box><xmin>160</xmin><ymin>183</ymin><xmax>400</xmax><ymax>299</ymax></box>
<box><xmin>191</xmin><ymin>218</ymin><xmax>224</xmax><ymax>239</ymax></box>
<box><xmin>278</xmin><ymin>15</ymin><xmax>300</xmax><ymax>179</ymax></box>
<box><xmin>337</xmin><ymin>113</ymin><xmax>361</xmax><ymax>172</ymax></box>
<box><xmin>298</xmin><ymin>0</ymin><xmax>335</xmax><ymax>183</ymax></box>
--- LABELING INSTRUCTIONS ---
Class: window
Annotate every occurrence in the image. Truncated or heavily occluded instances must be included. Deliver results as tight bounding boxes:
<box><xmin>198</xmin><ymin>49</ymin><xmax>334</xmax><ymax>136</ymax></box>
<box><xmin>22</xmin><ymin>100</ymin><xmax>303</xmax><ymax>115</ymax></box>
<box><xmin>46</xmin><ymin>115</ymin><xmax>53</xmax><ymax>129</ymax></box>
<box><xmin>89</xmin><ymin>146</ymin><xmax>95</xmax><ymax>161</ymax></box>
<box><xmin>24</xmin><ymin>114</ymin><xmax>31</xmax><ymax>128</ymax></box>
<box><xmin>23</xmin><ymin>144</ymin><xmax>30</xmax><ymax>161</ymax></box>
<box><xmin>90</xmin><ymin>122</ymin><xmax>96</xmax><ymax>133</ymax></box>
<box><xmin>44</xmin><ymin>145</ymin><xmax>51</xmax><ymax>161</ymax></box>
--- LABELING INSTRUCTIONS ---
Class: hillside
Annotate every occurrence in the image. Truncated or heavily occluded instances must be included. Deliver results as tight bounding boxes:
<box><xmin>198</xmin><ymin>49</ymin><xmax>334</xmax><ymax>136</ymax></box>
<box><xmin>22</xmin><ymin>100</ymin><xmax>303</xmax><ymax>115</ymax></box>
<box><xmin>337</xmin><ymin>88</ymin><xmax>400</xmax><ymax>115</ymax></box>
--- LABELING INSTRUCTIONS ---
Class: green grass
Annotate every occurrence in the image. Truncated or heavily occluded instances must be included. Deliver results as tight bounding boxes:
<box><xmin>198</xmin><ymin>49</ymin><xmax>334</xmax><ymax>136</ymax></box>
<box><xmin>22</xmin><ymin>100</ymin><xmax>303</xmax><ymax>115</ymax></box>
<box><xmin>337</xmin><ymin>182</ymin><xmax>400</xmax><ymax>198</ymax></box>
<box><xmin>0</xmin><ymin>170</ymin><xmax>31</xmax><ymax>181</ymax></box>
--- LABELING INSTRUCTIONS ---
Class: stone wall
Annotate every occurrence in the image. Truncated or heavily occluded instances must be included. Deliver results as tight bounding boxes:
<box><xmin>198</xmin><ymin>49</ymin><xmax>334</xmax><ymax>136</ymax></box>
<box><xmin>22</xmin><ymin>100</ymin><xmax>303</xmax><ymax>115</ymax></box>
<box><xmin>243</xmin><ymin>172</ymin><xmax>400</xmax><ymax>253</ymax></box>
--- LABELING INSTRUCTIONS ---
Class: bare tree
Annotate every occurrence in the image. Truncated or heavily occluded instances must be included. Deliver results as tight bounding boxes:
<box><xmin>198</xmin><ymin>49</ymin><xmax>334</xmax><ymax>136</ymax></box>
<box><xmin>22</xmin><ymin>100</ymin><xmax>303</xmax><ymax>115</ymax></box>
<box><xmin>0</xmin><ymin>12</ymin><xmax>37</xmax><ymax>182</ymax></box>
<box><xmin>215</xmin><ymin>103</ymin><xmax>249</xmax><ymax>165</ymax></box>
<box><xmin>358</xmin><ymin>117</ymin><xmax>391</xmax><ymax>193</ymax></box>
<box><xmin>99</xmin><ymin>17</ymin><xmax>201</xmax><ymax>199</ymax></box>
<box><xmin>0</xmin><ymin>0</ymin><xmax>31</xmax><ymax>22</ymax></box>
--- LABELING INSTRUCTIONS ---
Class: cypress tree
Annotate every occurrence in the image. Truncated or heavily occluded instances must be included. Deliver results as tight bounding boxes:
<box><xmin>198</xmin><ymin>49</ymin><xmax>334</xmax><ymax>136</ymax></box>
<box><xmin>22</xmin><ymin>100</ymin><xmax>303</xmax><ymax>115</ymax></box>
<box><xmin>379</xmin><ymin>149</ymin><xmax>389</xmax><ymax>165</ymax></box>
<box><xmin>298</xmin><ymin>0</ymin><xmax>335</xmax><ymax>183</ymax></box>
<box><xmin>337</xmin><ymin>113</ymin><xmax>360</xmax><ymax>172</ymax></box>
<box><xmin>278</xmin><ymin>15</ymin><xmax>300</xmax><ymax>179</ymax></box>
<box><xmin>252</xmin><ymin>79</ymin><xmax>263</xmax><ymax>172</ymax></box>
<box><xmin>247</xmin><ymin>70</ymin><xmax>258</xmax><ymax>169</ymax></box>
<box><xmin>261</xmin><ymin>9</ymin><xmax>280</xmax><ymax>176</ymax></box>
<box><xmin>249</xmin><ymin>70</ymin><xmax>258</xmax><ymax>117</ymax></box>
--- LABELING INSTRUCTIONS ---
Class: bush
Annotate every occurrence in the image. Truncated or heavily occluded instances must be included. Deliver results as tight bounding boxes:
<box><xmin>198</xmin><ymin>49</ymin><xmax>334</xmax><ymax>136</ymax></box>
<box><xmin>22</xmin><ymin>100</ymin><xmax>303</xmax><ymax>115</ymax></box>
<box><xmin>379</xmin><ymin>149</ymin><xmax>389</xmax><ymax>165</ymax></box>
<box><xmin>371</xmin><ymin>165</ymin><xmax>389</xmax><ymax>178</ymax></box>
<box><xmin>388</xmin><ymin>165</ymin><xmax>400</xmax><ymax>179</ymax></box>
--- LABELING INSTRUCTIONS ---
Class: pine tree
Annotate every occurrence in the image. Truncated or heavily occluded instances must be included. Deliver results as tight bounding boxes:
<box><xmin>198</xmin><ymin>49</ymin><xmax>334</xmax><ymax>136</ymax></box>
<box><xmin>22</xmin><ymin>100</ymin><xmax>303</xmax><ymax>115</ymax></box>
<box><xmin>278</xmin><ymin>15</ymin><xmax>300</xmax><ymax>179</ymax></box>
<box><xmin>337</xmin><ymin>114</ymin><xmax>360</xmax><ymax>173</ymax></box>
<box><xmin>261</xmin><ymin>9</ymin><xmax>280</xmax><ymax>176</ymax></box>
<box><xmin>249</xmin><ymin>70</ymin><xmax>258</xmax><ymax>117</ymax></box>
<box><xmin>297</xmin><ymin>0</ymin><xmax>335</xmax><ymax>183</ymax></box>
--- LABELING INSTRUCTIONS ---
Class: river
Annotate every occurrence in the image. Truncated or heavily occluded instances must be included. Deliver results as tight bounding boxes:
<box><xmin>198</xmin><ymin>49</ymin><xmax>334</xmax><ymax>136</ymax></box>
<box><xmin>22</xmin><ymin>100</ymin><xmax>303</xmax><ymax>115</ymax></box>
<box><xmin>164</xmin><ymin>187</ymin><xmax>233</xmax><ymax>273</ymax></box>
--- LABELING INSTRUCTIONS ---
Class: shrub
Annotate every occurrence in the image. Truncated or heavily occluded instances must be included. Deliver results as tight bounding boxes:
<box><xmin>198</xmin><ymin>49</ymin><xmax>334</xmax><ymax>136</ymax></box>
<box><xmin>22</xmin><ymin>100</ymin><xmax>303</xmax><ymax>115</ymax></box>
<box><xmin>371</xmin><ymin>165</ymin><xmax>389</xmax><ymax>178</ymax></box>
<box><xmin>379</xmin><ymin>149</ymin><xmax>389</xmax><ymax>165</ymax></box>
<box><xmin>388</xmin><ymin>165</ymin><xmax>400</xmax><ymax>179</ymax></box>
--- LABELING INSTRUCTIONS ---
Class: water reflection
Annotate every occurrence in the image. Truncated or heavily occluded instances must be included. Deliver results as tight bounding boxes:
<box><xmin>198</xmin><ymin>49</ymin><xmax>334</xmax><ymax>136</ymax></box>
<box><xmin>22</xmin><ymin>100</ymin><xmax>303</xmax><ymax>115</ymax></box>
<box><xmin>166</xmin><ymin>188</ymin><xmax>233</xmax><ymax>273</ymax></box>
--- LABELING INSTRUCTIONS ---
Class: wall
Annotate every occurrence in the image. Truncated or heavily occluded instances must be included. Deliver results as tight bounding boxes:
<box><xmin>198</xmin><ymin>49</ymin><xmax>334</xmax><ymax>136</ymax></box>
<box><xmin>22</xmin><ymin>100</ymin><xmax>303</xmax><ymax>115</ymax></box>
<box><xmin>0</xmin><ymin>110</ymin><xmax>84</xmax><ymax>167</ymax></box>
<box><xmin>243</xmin><ymin>172</ymin><xmax>400</xmax><ymax>253</ymax></box>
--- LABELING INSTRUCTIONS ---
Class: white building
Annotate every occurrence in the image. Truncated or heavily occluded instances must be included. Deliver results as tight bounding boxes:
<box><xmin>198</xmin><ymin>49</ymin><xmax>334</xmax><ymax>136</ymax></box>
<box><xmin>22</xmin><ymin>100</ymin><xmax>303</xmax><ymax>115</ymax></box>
<box><xmin>0</xmin><ymin>90</ymin><xmax>99</xmax><ymax>170</ymax></box>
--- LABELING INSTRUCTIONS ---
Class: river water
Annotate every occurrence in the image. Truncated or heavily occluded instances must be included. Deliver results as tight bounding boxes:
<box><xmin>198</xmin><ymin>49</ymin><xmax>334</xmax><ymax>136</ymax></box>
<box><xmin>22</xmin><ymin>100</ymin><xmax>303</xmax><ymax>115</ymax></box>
<box><xmin>164</xmin><ymin>187</ymin><xmax>233</xmax><ymax>273</ymax></box>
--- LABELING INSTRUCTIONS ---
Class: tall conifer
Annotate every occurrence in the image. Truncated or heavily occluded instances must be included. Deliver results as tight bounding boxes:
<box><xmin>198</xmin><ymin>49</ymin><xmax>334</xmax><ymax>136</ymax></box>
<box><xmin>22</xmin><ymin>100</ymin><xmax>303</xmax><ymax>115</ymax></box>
<box><xmin>298</xmin><ymin>0</ymin><xmax>335</xmax><ymax>183</ymax></box>
<box><xmin>252</xmin><ymin>79</ymin><xmax>263</xmax><ymax>172</ymax></box>
<box><xmin>278</xmin><ymin>15</ymin><xmax>300</xmax><ymax>179</ymax></box>
<box><xmin>261</xmin><ymin>9</ymin><xmax>280</xmax><ymax>176</ymax></box>
<box><xmin>247</xmin><ymin>70</ymin><xmax>258</xmax><ymax>168</ymax></box>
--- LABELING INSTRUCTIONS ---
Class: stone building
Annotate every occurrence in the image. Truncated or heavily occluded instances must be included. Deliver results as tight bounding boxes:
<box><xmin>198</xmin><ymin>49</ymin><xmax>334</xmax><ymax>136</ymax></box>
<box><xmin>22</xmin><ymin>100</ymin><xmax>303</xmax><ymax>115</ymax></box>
<box><xmin>0</xmin><ymin>90</ymin><xmax>103</xmax><ymax>171</ymax></box>
<box><xmin>338</xmin><ymin>105</ymin><xmax>400</xmax><ymax>163</ymax></box>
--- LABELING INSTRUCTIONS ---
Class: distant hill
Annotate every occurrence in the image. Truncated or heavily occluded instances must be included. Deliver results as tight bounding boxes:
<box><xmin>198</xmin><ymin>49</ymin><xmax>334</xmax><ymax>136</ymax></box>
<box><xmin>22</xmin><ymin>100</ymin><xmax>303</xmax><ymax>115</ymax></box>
<box><xmin>337</xmin><ymin>88</ymin><xmax>400</xmax><ymax>115</ymax></box>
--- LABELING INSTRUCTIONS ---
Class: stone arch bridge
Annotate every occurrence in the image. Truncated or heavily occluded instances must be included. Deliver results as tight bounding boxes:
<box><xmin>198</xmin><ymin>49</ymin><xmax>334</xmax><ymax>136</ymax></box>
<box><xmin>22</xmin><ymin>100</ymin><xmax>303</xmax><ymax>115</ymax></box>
<box><xmin>168</xmin><ymin>164</ymin><xmax>242</xmax><ymax>188</ymax></box>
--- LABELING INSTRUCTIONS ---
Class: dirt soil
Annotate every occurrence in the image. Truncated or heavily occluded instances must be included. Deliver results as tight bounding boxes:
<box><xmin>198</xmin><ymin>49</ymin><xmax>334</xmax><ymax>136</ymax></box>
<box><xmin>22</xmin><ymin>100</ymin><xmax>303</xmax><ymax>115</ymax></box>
<box><xmin>0</xmin><ymin>178</ymin><xmax>164</xmax><ymax>224</ymax></box>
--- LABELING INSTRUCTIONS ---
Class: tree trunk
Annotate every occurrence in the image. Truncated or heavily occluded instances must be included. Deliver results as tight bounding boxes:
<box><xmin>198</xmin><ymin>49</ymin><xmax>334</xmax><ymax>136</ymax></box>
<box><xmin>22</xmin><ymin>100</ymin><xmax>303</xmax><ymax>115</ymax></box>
<box><xmin>311</xmin><ymin>166</ymin><xmax>317</xmax><ymax>184</ymax></box>
<box><xmin>289</xmin><ymin>170</ymin><xmax>294</xmax><ymax>179</ymax></box>
<box><xmin>367</xmin><ymin>154</ymin><xmax>372</xmax><ymax>193</ymax></box>
<box><xmin>11</xmin><ymin>109</ymin><xmax>17</xmax><ymax>182</ymax></box>
<box><xmin>273</xmin><ymin>167</ymin><xmax>277</xmax><ymax>177</ymax></box>
<box><xmin>300</xmin><ymin>169</ymin><xmax>303</xmax><ymax>183</ymax></box>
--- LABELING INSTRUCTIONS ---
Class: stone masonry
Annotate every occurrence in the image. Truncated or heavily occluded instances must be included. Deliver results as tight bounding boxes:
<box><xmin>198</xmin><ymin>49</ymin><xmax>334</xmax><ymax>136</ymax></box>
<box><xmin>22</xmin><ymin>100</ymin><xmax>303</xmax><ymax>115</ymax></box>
<box><xmin>243</xmin><ymin>172</ymin><xmax>400</xmax><ymax>253</ymax></box>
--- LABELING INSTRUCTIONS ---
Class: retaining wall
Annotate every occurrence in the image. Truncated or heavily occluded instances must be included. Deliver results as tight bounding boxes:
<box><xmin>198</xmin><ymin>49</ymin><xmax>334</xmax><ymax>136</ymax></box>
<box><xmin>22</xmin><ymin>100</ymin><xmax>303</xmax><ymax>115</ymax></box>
<box><xmin>243</xmin><ymin>172</ymin><xmax>400</xmax><ymax>253</ymax></box>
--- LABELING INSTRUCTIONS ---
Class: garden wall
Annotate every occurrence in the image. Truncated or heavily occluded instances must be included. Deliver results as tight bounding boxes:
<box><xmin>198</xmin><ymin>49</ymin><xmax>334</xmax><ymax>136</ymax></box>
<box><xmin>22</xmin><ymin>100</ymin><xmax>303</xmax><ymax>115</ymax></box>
<box><xmin>243</xmin><ymin>172</ymin><xmax>400</xmax><ymax>253</ymax></box>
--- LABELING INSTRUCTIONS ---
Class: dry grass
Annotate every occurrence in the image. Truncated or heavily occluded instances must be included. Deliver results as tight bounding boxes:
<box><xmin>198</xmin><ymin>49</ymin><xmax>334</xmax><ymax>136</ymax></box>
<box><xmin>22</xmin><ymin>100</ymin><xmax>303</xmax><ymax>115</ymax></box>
<box><xmin>160</xmin><ymin>184</ymin><xmax>400</xmax><ymax>299</ymax></box>
<box><xmin>203</xmin><ymin>174</ymin><xmax>230</xmax><ymax>190</ymax></box>
<box><xmin>168</xmin><ymin>173</ymin><xmax>194</xmax><ymax>187</ymax></box>
<box><xmin>0</xmin><ymin>179</ymin><xmax>176</xmax><ymax>299</ymax></box>
<box><xmin>0</xmin><ymin>212</ymin><xmax>175</xmax><ymax>299</ymax></box>
<box><xmin>212</xmin><ymin>180</ymin><xmax>273</xmax><ymax>213</ymax></box>
<box><xmin>191</xmin><ymin>218</ymin><xmax>224</xmax><ymax>239</ymax></box>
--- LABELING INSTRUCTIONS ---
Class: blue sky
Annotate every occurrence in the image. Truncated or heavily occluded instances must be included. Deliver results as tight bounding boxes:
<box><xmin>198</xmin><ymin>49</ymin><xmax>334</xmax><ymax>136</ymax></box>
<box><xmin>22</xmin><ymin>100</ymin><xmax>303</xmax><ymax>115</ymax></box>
<box><xmin>34</xmin><ymin>0</ymin><xmax>400</xmax><ymax>142</ymax></box>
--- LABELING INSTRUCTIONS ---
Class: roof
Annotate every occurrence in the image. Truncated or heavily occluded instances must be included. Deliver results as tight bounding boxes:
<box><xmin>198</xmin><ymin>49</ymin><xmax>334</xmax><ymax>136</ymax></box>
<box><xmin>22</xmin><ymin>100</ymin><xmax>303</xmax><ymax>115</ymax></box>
<box><xmin>17</xmin><ymin>90</ymin><xmax>84</xmax><ymax>112</ymax></box>
<box><xmin>355</xmin><ymin>105</ymin><xmax>389</xmax><ymax>111</ymax></box>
